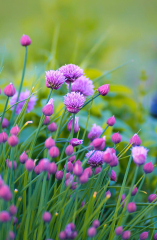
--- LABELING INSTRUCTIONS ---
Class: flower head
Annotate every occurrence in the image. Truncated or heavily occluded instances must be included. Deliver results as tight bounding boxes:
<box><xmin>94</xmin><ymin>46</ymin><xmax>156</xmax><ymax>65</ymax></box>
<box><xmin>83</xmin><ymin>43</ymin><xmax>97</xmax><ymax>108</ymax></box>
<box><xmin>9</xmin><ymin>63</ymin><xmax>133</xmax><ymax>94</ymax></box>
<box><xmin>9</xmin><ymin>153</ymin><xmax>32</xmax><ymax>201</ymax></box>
<box><xmin>86</xmin><ymin>150</ymin><xmax>103</xmax><ymax>167</ymax></box>
<box><xmin>42</xmin><ymin>98</ymin><xmax>54</xmax><ymax>116</ymax></box>
<box><xmin>4</xmin><ymin>83</ymin><xmax>15</xmax><ymax>97</ymax></box>
<box><xmin>130</xmin><ymin>134</ymin><xmax>141</xmax><ymax>146</ymax></box>
<box><xmin>59</xmin><ymin>64</ymin><xmax>84</xmax><ymax>83</ymax></box>
<box><xmin>143</xmin><ymin>161</ymin><xmax>154</xmax><ymax>174</ymax></box>
<box><xmin>140</xmin><ymin>232</ymin><xmax>149</xmax><ymax>240</ymax></box>
<box><xmin>88</xmin><ymin>124</ymin><xmax>103</xmax><ymax>141</ymax></box>
<box><xmin>20</xmin><ymin>34</ymin><xmax>31</xmax><ymax>46</ymax></box>
<box><xmin>64</xmin><ymin>92</ymin><xmax>85</xmax><ymax>113</ymax></box>
<box><xmin>45</xmin><ymin>70</ymin><xmax>65</xmax><ymax>89</ymax></box>
<box><xmin>131</xmin><ymin>146</ymin><xmax>149</xmax><ymax>165</ymax></box>
<box><xmin>9</xmin><ymin>90</ymin><xmax>37</xmax><ymax>115</ymax></box>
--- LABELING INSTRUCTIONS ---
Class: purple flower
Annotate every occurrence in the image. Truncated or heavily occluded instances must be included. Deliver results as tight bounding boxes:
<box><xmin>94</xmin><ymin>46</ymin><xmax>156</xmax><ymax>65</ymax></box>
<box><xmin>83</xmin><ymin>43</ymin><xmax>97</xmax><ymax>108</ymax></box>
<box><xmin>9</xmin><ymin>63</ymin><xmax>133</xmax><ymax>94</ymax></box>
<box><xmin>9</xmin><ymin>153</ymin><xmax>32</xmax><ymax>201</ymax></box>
<box><xmin>64</xmin><ymin>92</ymin><xmax>85</xmax><ymax>113</ymax></box>
<box><xmin>67</xmin><ymin>76</ymin><xmax>94</xmax><ymax>96</ymax></box>
<box><xmin>9</xmin><ymin>90</ymin><xmax>37</xmax><ymax>115</ymax></box>
<box><xmin>88</xmin><ymin>124</ymin><xmax>103</xmax><ymax>141</ymax></box>
<box><xmin>59</xmin><ymin>64</ymin><xmax>84</xmax><ymax>83</ymax></box>
<box><xmin>67</xmin><ymin>117</ymin><xmax>79</xmax><ymax>133</ymax></box>
<box><xmin>45</xmin><ymin>70</ymin><xmax>66</xmax><ymax>89</ymax></box>
<box><xmin>70</xmin><ymin>138</ymin><xmax>83</xmax><ymax>146</ymax></box>
<box><xmin>131</xmin><ymin>146</ymin><xmax>149</xmax><ymax>165</ymax></box>
<box><xmin>86</xmin><ymin>150</ymin><xmax>103</xmax><ymax>167</ymax></box>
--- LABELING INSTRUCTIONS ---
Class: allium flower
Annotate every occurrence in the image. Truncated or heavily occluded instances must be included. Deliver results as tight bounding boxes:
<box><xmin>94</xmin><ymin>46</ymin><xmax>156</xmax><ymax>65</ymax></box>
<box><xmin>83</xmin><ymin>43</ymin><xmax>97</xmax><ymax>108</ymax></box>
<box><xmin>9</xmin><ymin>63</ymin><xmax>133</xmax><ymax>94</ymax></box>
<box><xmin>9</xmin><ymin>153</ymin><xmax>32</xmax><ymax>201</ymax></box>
<box><xmin>59</xmin><ymin>64</ymin><xmax>84</xmax><ymax>83</ymax></box>
<box><xmin>67</xmin><ymin>76</ymin><xmax>94</xmax><ymax>96</ymax></box>
<box><xmin>86</xmin><ymin>150</ymin><xmax>103</xmax><ymax>167</ymax></box>
<box><xmin>88</xmin><ymin>124</ymin><xmax>103</xmax><ymax>141</ymax></box>
<box><xmin>131</xmin><ymin>146</ymin><xmax>149</xmax><ymax>165</ymax></box>
<box><xmin>9</xmin><ymin>90</ymin><xmax>37</xmax><ymax>115</ymax></box>
<box><xmin>45</xmin><ymin>70</ymin><xmax>65</xmax><ymax>89</ymax></box>
<box><xmin>130</xmin><ymin>134</ymin><xmax>141</xmax><ymax>146</ymax></box>
<box><xmin>64</xmin><ymin>92</ymin><xmax>85</xmax><ymax>113</ymax></box>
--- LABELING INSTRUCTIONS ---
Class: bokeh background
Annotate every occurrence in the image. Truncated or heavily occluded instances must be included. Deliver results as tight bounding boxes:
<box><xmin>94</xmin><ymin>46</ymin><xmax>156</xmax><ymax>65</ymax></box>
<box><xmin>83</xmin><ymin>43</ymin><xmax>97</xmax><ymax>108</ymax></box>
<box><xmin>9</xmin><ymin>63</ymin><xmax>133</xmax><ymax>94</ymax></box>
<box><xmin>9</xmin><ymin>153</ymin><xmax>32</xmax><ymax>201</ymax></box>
<box><xmin>0</xmin><ymin>0</ymin><xmax>157</xmax><ymax>198</ymax></box>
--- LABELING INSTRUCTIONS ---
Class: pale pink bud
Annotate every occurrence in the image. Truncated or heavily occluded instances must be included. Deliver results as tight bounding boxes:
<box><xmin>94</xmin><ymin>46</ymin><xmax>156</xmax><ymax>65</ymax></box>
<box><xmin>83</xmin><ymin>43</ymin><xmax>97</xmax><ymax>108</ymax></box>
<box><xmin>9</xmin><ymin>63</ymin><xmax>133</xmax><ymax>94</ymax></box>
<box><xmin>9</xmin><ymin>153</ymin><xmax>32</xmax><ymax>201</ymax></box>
<box><xmin>48</xmin><ymin>122</ymin><xmax>57</xmax><ymax>132</ymax></box>
<box><xmin>45</xmin><ymin>137</ymin><xmax>55</xmax><ymax>149</ymax></box>
<box><xmin>10</xmin><ymin>125</ymin><xmax>20</xmax><ymax>135</ymax></box>
<box><xmin>107</xmin><ymin>115</ymin><xmax>115</xmax><ymax>126</ymax></box>
<box><xmin>38</xmin><ymin>158</ymin><xmax>50</xmax><ymax>172</ymax></box>
<box><xmin>131</xmin><ymin>185</ymin><xmax>138</xmax><ymax>196</ymax></box>
<box><xmin>59</xmin><ymin>231</ymin><xmax>66</xmax><ymax>239</ymax></box>
<box><xmin>109</xmin><ymin>154</ymin><xmax>119</xmax><ymax>167</ymax></box>
<box><xmin>70</xmin><ymin>138</ymin><xmax>83</xmax><ymax>146</ymax></box>
<box><xmin>0</xmin><ymin>185</ymin><xmax>12</xmax><ymax>201</ymax></box>
<box><xmin>42</xmin><ymin>99</ymin><xmax>54</xmax><ymax>116</ymax></box>
<box><xmin>49</xmin><ymin>146</ymin><xmax>59</xmax><ymax>158</ymax></box>
<box><xmin>49</xmin><ymin>162</ymin><xmax>57</xmax><ymax>174</ymax></box>
<box><xmin>34</xmin><ymin>165</ymin><xmax>41</xmax><ymax>175</ymax></box>
<box><xmin>19</xmin><ymin>151</ymin><xmax>28</xmax><ymax>164</ymax></box>
<box><xmin>92</xmin><ymin>138</ymin><xmax>105</xmax><ymax>150</ymax></box>
<box><xmin>68</xmin><ymin>155</ymin><xmax>75</xmax><ymax>162</ymax></box>
<box><xmin>65</xmin><ymin>162</ymin><xmax>73</xmax><ymax>172</ymax></box>
<box><xmin>79</xmin><ymin>173</ymin><xmax>88</xmax><ymax>184</ymax></box>
<box><xmin>25</xmin><ymin>159</ymin><xmax>35</xmax><ymax>171</ymax></box>
<box><xmin>127</xmin><ymin>202</ymin><xmax>137</xmax><ymax>213</ymax></box>
<box><xmin>105</xmin><ymin>190</ymin><xmax>111</xmax><ymax>198</ymax></box>
<box><xmin>115</xmin><ymin>226</ymin><xmax>123</xmax><ymax>235</ymax></box>
<box><xmin>20</xmin><ymin>34</ymin><xmax>31</xmax><ymax>46</ymax></box>
<box><xmin>122</xmin><ymin>231</ymin><xmax>131</xmax><ymax>239</ymax></box>
<box><xmin>42</xmin><ymin>211</ymin><xmax>52</xmax><ymax>222</ymax></box>
<box><xmin>87</xmin><ymin>227</ymin><xmax>96</xmax><ymax>237</ymax></box>
<box><xmin>111</xmin><ymin>132</ymin><xmax>121</xmax><ymax>144</ymax></box>
<box><xmin>0</xmin><ymin>131</ymin><xmax>8</xmax><ymax>143</ymax></box>
<box><xmin>73</xmin><ymin>164</ymin><xmax>83</xmax><ymax>176</ymax></box>
<box><xmin>8</xmin><ymin>135</ymin><xmax>18</xmax><ymax>147</ymax></box>
<box><xmin>4</xmin><ymin>83</ymin><xmax>15</xmax><ymax>97</ymax></box>
<box><xmin>84</xmin><ymin>167</ymin><xmax>93</xmax><ymax>177</ymax></box>
<box><xmin>65</xmin><ymin>145</ymin><xmax>74</xmax><ymax>156</ymax></box>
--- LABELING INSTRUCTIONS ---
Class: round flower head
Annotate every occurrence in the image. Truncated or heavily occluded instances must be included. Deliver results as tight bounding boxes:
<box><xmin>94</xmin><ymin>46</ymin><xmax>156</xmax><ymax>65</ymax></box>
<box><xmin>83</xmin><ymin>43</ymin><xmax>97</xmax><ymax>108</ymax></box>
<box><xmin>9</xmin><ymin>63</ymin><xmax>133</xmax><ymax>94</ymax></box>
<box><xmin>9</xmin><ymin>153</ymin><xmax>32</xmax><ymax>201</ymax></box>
<box><xmin>59</xmin><ymin>64</ymin><xmax>84</xmax><ymax>83</ymax></box>
<box><xmin>42</xmin><ymin>211</ymin><xmax>52</xmax><ymax>222</ymax></box>
<box><xmin>45</xmin><ymin>70</ymin><xmax>65</xmax><ymax>89</ymax></box>
<box><xmin>131</xmin><ymin>146</ymin><xmax>149</xmax><ymax>165</ymax></box>
<box><xmin>88</xmin><ymin>124</ymin><xmax>103</xmax><ymax>141</ymax></box>
<box><xmin>67</xmin><ymin>76</ymin><xmax>94</xmax><ymax>96</ymax></box>
<box><xmin>127</xmin><ymin>202</ymin><xmax>137</xmax><ymax>213</ymax></box>
<box><xmin>87</xmin><ymin>227</ymin><xmax>96</xmax><ymax>237</ymax></box>
<box><xmin>64</xmin><ymin>92</ymin><xmax>85</xmax><ymax>113</ymax></box>
<box><xmin>9</xmin><ymin>90</ymin><xmax>37</xmax><ymax>115</ymax></box>
<box><xmin>86</xmin><ymin>150</ymin><xmax>103</xmax><ymax>167</ymax></box>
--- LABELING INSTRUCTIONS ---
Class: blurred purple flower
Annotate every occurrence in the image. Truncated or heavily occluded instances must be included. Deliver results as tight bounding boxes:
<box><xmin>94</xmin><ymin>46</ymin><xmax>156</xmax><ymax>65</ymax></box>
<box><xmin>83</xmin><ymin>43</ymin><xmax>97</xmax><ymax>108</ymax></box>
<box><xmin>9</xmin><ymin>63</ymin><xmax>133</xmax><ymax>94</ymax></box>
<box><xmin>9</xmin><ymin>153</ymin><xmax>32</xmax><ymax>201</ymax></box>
<box><xmin>59</xmin><ymin>64</ymin><xmax>84</xmax><ymax>83</ymax></box>
<box><xmin>88</xmin><ymin>124</ymin><xmax>103</xmax><ymax>141</ymax></box>
<box><xmin>86</xmin><ymin>150</ymin><xmax>103</xmax><ymax>167</ymax></box>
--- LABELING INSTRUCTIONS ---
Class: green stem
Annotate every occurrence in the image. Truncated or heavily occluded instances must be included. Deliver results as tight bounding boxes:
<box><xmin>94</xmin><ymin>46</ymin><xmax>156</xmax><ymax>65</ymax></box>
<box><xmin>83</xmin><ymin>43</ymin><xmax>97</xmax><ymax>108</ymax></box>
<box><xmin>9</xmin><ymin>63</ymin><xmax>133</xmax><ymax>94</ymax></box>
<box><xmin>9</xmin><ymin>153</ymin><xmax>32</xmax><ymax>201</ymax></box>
<box><xmin>0</xmin><ymin>97</ymin><xmax>9</xmax><ymax>132</ymax></box>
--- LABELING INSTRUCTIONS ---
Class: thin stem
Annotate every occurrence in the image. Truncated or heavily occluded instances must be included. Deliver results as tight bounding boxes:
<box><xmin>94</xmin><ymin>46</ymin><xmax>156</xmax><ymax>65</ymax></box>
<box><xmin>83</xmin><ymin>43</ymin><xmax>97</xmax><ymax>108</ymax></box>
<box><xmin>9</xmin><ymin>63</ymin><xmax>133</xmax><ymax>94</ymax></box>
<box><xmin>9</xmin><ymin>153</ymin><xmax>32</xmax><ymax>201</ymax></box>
<box><xmin>0</xmin><ymin>97</ymin><xmax>9</xmax><ymax>132</ymax></box>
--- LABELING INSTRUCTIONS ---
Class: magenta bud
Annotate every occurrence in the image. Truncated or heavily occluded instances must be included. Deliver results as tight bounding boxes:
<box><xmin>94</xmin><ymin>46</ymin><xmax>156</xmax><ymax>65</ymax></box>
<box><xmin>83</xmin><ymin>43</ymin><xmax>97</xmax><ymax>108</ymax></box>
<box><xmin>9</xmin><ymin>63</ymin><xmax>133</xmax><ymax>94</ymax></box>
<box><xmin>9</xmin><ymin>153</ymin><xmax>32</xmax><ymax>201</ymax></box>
<box><xmin>45</xmin><ymin>137</ymin><xmax>55</xmax><ymax>149</ymax></box>
<box><xmin>0</xmin><ymin>131</ymin><xmax>8</xmax><ymax>143</ymax></box>
<box><xmin>48</xmin><ymin>122</ymin><xmax>57</xmax><ymax>132</ymax></box>
<box><xmin>19</xmin><ymin>151</ymin><xmax>28</xmax><ymax>164</ymax></box>
<box><xmin>68</xmin><ymin>155</ymin><xmax>75</xmax><ymax>162</ymax></box>
<box><xmin>4</xmin><ymin>83</ymin><xmax>15</xmax><ymax>97</ymax></box>
<box><xmin>110</xmin><ymin>170</ymin><xmax>117</xmax><ymax>181</ymax></box>
<box><xmin>115</xmin><ymin>226</ymin><xmax>123</xmax><ymax>235</ymax></box>
<box><xmin>25</xmin><ymin>159</ymin><xmax>35</xmax><ymax>171</ymax></box>
<box><xmin>140</xmin><ymin>232</ymin><xmax>149</xmax><ymax>240</ymax></box>
<box><xmin>122</xmin><ymin>231</ymin><xmax>131</xmax><ymax>239</ymax></box>
<box><xmin>103</xmin><ymin>147</ymin><xmax>115</xmax><ymax>163</ymax></box>
<box><xmin>49</xmin><ymin>146</ymin><xmax>59</xmax><ymax>158</ymax></box>
<box><xmin>42</xmin><ymin>211</ymin><xmax>52</xmax><ymax>222</ymax></box>
<box><xmin>8</xmin><ymin>135</ymin><xmax>18</xmax><ymax>147</ymax></box>
<box><xmin>0</xmin><ymin>185</ymin><xmax>12</xmax><ymax>201</ymax></box>
<box><xmin>148</xmin><ymin>194</ymin><xmax>157</xmax><ymax>203</ymax></box>
<box><xmin>107</xmin><ymin>115</ymin><xmax>115</xmax><ymax>126</ymax></box>
<box><xmin>109</xmin><ymin>154</ymin><xmax>119</xmax><ymax>167</ymax></box>
<box><xmin>87</xmin><ymin>227</ymin><xmax>97</xmax><ymax>237</ymax></box>
<box><xmin>79</xmin><ymin>173</ymin><xmax>88</xmax><ymax>184</ymax></box>
<box><xmin>55</xmin><ymin>170</ymin><xmax>63</xmax><ymax>180</ymax></box>
<box><xmin>10</xmin><ymin>125</ymin><xmax>20</xmax><ymax>135</ymax></box>
<box><xmin>9</xmin><ymin>205</ymin><xmax>17</xmax><ymax>216</ymax></box>
<box><xmin>105</xmin><ymin>190</ymin><xmax>111</xmax><ymax>198</ymax></box>
<box><xmin>59</xmin><ymin>231</ymin><xmax>66</xmax><ymax>239</ymax></box>
<box><xmin>0</xmin><ymin>211</ymin><xmax>11</xmax><ymax>222</ymax></box>
<box><xmin>70</xmin><ymin>138</ymin><xmax>83</xmax><ymax>146</ymax></box>
<box><xmin>65</xmin><ymin>145</ymin><xmax>74</xmax><ymax>156</ymax></box>
<box><xmin>34</xmin><ymin>165</ymin><xmax>41</xmax><ymax>175</ymax></box>
<box><xmin>98</xmin><ymin>84</ymin><xmax>109</xmax><ymax>96</ymax></box>
<box><xmin>131</xmin><ymin>185</ymin><xmax>138</xmax><ymax>196</ymax></box>
<box><xmin>8</xmin><ymin>231</ymin><xmax>15</xmax><ymax>239</ymax></box>
<box><xmin>42</xmin><ymin>99</ymin><xmax>54</xmax><ymax>116</ymax></box>
<box><xmin>143</xmin><ymin>162</ymin><xmax>154</xmax><ymax>174</ymax></box>
<box><xmin>111</xmin><ymin>132</ymin><xmax>121</xmax><ymax>144</ymax></box>
<box><xmin>73</xmin><ymin>164</ymin><xmax>83</xmax><ymax>176</ymax></box>
<box><xmin>8</xmin><ymin>161</ymin><xmax>17</xmax><ymax>170</ymax></box>
<box><xmin>65</xmin><ymin>162</ymin><xmax>73</xmax><ymax>172</ymax></box>
<box><xmin>43</xmin><ymin>116</ymin><xmax>50</xmax><ymax>125</ymax></box>
<box><xmin>92</xmin><ymin>219</ymin><xmax>100</xmax><ymax>228</ymax></box>
<box><xmin>154</xmin><ymin>233</ymin><xmax>157</xmax><ymax>240</ymax></box>
<box><xmin>130</xmin><ymin>134</ymin><xmax>141</xmax><ymax>146</ymax></box>
<box><xmin>84</xmin><ymin>167</ymin><xmax>93</xmax><ymax>177</ymax></box>
<box><xmin>92</xmin><ymin>138</ymin><xmax>105</xmax><ymax>150</ymax></box>
<box><xmin>1</xmin><ymin>118</ymin><xmax>9</xmax><ymax>128</ymax></box>
<box><xmin>49</xmin><ymin>162</ymin><xmax>57</xmax><ymax>174</ymax></box>
<box><xmin>127</xmin><ymin>202</ymin><xmax>137</xmax><ymax>213</ymax></box>
<box><xmin>20</xmin><ymin>34</ymin><xmax>31</xmax><ymax>46</ymax></box>
<box><xmin>38</xmin><ymin>158</ymin><xmax>50</xmax><ymax>172</ymax></box>
<box><xmin>94</xmin><ymin>167</ymin><xmax>102</xmax><ymax>175</ymax></box>
<box><xmin>67</xmin><ymin>117</ymin><xmax>79</xmax><ymax>133</ymax></box>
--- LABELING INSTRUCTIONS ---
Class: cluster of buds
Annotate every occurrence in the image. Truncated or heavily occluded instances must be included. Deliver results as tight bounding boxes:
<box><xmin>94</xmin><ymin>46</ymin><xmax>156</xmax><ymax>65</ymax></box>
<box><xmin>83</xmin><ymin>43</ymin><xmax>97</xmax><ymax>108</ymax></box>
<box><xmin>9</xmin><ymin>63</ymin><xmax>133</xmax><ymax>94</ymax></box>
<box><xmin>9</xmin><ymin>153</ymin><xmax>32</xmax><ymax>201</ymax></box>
<box><xmin>59</xmin><ymin>223</ymin><xmax>77</xmax><ymax>239</ymax></box>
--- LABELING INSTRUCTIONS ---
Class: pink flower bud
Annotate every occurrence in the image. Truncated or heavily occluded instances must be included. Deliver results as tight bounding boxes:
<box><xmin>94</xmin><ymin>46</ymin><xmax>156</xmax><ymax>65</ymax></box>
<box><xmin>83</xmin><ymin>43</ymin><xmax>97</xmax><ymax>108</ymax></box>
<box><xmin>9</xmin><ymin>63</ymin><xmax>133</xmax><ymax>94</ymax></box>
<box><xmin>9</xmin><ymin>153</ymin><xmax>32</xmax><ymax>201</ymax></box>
<box><xmin>42</xmin><ymin>99</ymin><xmax>54</xmax><ymax>116</ymax></box>
<box><xmin>143</xmin><ymin>162</ymin><xmax>154</xmax><ymax>174</ymax></box>
<box><xmin>92</xmin><ymin>219</ymin><xmax>100</xmax><ymax>228</ymax></box>
<box><xmin>1</xmin><ymin>117</ymin><xmax>9</xmax><ymax>128</ymax></box>
<box><xmin>111</xmin><ymin>132</ymin><xmax>121</xmax><ymax>144</ymax></box>
<box><xmin>130</xmin><ymin>134</ymin><xmax>141</xmax><ymax>146</ymax></box>
<box><xmin>25</xmin><ymin>159</ymin><xmax>35</xmax><ymax>171</ymax></box>
<box><xmin>9</xmin><ymin>205</ymin><xmax>17</xmax><ymax>216</ymax></box>
<box><xmin>81</xmin><ymin>201</ymin><xmax>85</xmax><ymax>207</ymax></box>
<box><xmin>140</xmin><ymin>232</ymin><xmax>149</xmax><ymax>240</ymax></box>
<box><xmin>127</xmin><ymin>202</ymin><xmax>137</xmax><ymax>213</ymax></box>
<box><xmin>98</xmin><ymin>84</ymin><xmax>109</xmax><ymax>96</ymax></box>
<box><xmin>148</xmin><ymin>194</ymin><xmax>157</xmax><ymax>203</ymax></box>
<box><xmin>8</xmin><ymin>161</ymin><xmax>17</xmax><ymax>170</ymax></box>
<box><xmin>71</xmin><ymin>182</ymin><xmax>77</xmax><ymax>190</ymax></box>
<box><xmin>8</xmin><ymin>135</ymin><xmax>18</xmax><ymax>147</ymax></box>
<box><xmin>68</xmin><ymin>155</ymin><xmax>75</xmax><ymax>162</ymax></box>
<box><xmin>42</xmin><ymin>211</ymin><xmax>52</xmax><ymax>222</ymax></box>
<box><xmin>55</xmin><ymin>170</ymin><xmax>63</xmax><ymax>180</ymax></box>
<box><xmin>20</xmin><ymin>34</ymin><xmax>31</xmax><ymax>46</ymax></box>
<box><xmin>34</xmin><ymin>165</ymin><xmax>41</xmax><ymax>175</ymax></box>
<box><xmin>131</xmin><ymin>146</ymin><xmax>149</xmax><ymax>166</ymax></box>
<box><xmin>49</xmin><ymin>146</ymin><xmax>59</xmax><ymax>158</ymax></box>
<box><xmin>110</xmin><ymin>170</ymin><xmax>116</xmax><ymax>181</ymax></box>
<box><xmin>49</xmin><ymin>162</ymin><xmax>57</xmax><ymax>174</ymax></box>
<box><xmin>19</xmin><ymin>151</ymin><xmax>28</xmax><ymax>164</ymax></box>
<box><xmin>0</xmin><ymin>211</ymin><xmax>11</xmax><ymax>222</ymax></box>
<box><xmin>115</xmin><ymin>226</ymin><xmax>123</xmax><ymax>235</ymax></box>
<box><xmin>59</xmin><ymin>231</ymin><xmax>66</xmax><ymax>239</ymax></box>
<box><xmin>74</xmin><ymin>160</ymin><xmax>82</xmax><ymax>165</ymax></box>
<box><xmin>70</xmin><ymin>138</ymin><xmax>83</xmax><ymax>146</ymax></box>
<box><xmin>92</xmin><ymin>138</ymin><xmax>105</xmax><ymax>150</ymax></box>
<box><xmin>45</xmin><ymin>137</ymin><xmax>55</xmax><ymax>149</ymax></box>
<box><xmin>48</xmin><ymin>122</ymin><xmax>57</xmax><ymax>132</ymax></box>
<box><xmin>38</xmin><ymin>158</ymin><xmax>50</xmax><ymax>172</ymax></box>
<box><xmin>105</xmin><ymin>190</ymin><xmax>111</xmax><ymax>198</ymax></box>
<box><xmin>122</xmin><ymin>231</ymin><xmax>131</xmax><ymax>239</ymax></box>
<box><xmin>65</xmin><ymin>162</ymin><xmax>73</xmax><ymax>172</ymax></box>
<box><xmin>67</xmin><ymin>117</ymin><xmax>79</xmax><ymax>133</ymax></box>
<box><xmin>43</xmin><ymin>116</ymin><xmax>50</xmax><ymax>125</ymax></box>
<box><xmin>103</xmin><ymin>147</ymin><xmax>115</xmax><ymax>163</ymax></box>
<box><xmin>8</xmin><ymin>231</ymin><xmax>15</xmax><ymax>239</ymax></box>
<box><xmin>0</xmin><ymin>131</ymin><xmax>8</xmax><ymax>143</ymax></box>
<box><xmin>65</xmin><ymin>145</ymin><xmax>74</xmax><ymax>156</ymax></box>
<box><xmin>84</xmin><ymin>167</ymin><xmax>93</xmax><ymax>177</ymax></box>
<box><xmin>79</xmin><ymin>173</ymin><xmax>88</xmax><ymax>184</ymax></box>
<box><xmin>0</xmin><ymin>185</ymin><xmax>12</xmax><ymax>201</ymax></box>
<box><xmin>107</xmin><ymin>115</ymin><xmax>115</xmax><ymax>126</ymax></box>
<box><xmin>10</xmin><ymin>125</ymin><xmax>20</xmax><ymax>135</ymax></box>
<box><xmin>87</xmin><ymin>227</ymin><xmax>96</xmax><ymax>237</ymax></box>
<box><xmin>94</xmin><ymin>167</ymin><xmax>102</xmax><ymax>175</ymax></box>
<box><xmin>154</xmin><ymin>233</ymin><xmax>157</xmax><ymax>240</ymax></box>
<box><xmin>4</xmin><ymin>83</ymin><xmax>15</xmax><ymax>97</ymax></box>
<box><xmin>131</xmin><ymin>185</ymin><xmax>138</xmax><ymax>196</ymax></box>
<box><xmin>73</xmin><ymin>164</ymin><xmax>83</xmax><ymax>176</ymax></box>
<box><xmin>109</xmin><ymin>154</ymin><xmax>119</xmax><ymax>167</ymax></box>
